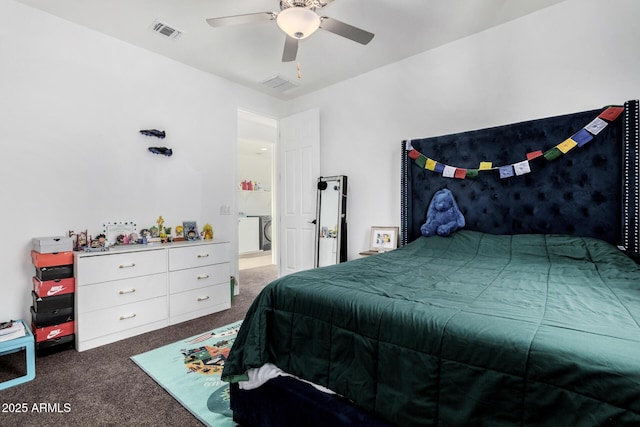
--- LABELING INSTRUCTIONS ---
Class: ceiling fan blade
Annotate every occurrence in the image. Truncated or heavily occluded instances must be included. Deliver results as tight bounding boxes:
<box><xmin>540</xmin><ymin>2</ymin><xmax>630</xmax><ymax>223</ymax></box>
<box><xmin>206</xmin><ymin>12</ymin><xmax>275</xmax><ymax>28</ymax></box>
<box><xmin>282</xmin><ymin>36</ymin><xmax>298</xmax><ymax>62</ymax></box>
<box><xmin>319</xmin><ymin>17</ymin><xmax>374</xmax><ymax>45</ymax></box>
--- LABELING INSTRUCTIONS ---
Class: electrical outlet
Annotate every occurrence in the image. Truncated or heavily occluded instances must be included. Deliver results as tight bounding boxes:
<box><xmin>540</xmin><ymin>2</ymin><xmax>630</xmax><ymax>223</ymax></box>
<box><xmin>220</xmin><ymin>204</ymin><xmax>231</xmax><ymax>215</ymax></box>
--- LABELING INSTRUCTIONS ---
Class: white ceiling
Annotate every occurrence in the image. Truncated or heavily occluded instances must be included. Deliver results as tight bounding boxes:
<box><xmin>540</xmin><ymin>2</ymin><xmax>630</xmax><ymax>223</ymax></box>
<box><xmin>18</xmin><ymin>0</ymin><xmax>565</xmax><ymax>100</ymax></box>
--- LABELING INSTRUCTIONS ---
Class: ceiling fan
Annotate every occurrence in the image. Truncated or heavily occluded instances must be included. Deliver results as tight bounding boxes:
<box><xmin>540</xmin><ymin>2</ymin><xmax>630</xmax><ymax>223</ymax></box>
<box><xmin>206</xmin><ymin>0</ymin><xmax>375</xmax><ymax>62</ymax></box>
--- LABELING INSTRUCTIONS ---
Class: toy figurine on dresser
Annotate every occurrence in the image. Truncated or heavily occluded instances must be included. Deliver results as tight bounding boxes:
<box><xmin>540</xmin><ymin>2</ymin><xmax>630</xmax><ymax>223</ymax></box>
<box><xmin>174</xmin><ymin>225</ymin><xmax>185</xmax><ymax>242</ymax></box>
<box><xmin>86</xmin><ymin>234</ymin><xmax>108</xmax><ymax>252</ymax></box>
<box><xmin>202</xmin><ymin>224</ymin><xmax>214</xmax><ymax>240</ymax></box>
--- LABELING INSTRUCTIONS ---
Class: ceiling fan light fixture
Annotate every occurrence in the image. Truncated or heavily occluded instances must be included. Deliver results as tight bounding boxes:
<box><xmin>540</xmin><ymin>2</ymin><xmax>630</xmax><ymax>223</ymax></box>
<box><xmin>276</xmin><ymin>7</ymin><xmax>320</xmax><ymax>39</ymax></box>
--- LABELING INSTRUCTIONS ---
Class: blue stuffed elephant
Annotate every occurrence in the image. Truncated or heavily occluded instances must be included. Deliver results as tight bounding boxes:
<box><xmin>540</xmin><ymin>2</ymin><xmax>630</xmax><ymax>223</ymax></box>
<box><xmin>420</xmin><ymin>189</ymin><xmax>465</xmax><ymax>237</ymax></box>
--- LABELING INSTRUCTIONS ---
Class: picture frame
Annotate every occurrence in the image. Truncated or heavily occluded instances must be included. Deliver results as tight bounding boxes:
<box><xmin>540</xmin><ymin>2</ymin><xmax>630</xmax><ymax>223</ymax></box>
<box><xmin>183</xmin><ymin>221</ymin><xmax>199</xmax><ymax>241</ymax></box>
<box><xmin>369</xmin><ymin>226</ymin><xmax>399</xmax><ymax>252</ymax></box>
<box><xmin>102</xmin><ymin>221</ymin><xmax>137</xmax><ymax>246</ymax></box>
<box><xmin>69</xmin><ymin>229</ymin><xmax>88</xmax><ymax>251</ymax></box>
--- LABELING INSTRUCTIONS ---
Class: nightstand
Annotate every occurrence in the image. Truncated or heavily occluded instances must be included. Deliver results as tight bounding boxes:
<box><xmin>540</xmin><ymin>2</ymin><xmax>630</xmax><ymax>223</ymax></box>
<box><xmin>0</xmin><ymin>320</ymin><xmax>36</xmax><ymax>390</ymax></box>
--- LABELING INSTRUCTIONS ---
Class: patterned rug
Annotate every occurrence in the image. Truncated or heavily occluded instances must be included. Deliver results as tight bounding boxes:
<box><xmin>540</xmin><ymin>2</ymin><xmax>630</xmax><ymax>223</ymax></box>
<box><xmin>131</xmin><ymin>320</ymin><xmax>242</xmax><ymax>427</ymax></box>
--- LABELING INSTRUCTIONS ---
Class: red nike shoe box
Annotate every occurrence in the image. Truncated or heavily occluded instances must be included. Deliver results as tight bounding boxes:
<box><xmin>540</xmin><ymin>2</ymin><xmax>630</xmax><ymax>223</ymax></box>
<box><xmin>32</xmin><ymin>276</ymin><xmax>75</xmax><ymax>298</ymax></box>
<box><xmin>31</xmin><ymin>250</ymin><xmax>74</xmax><ymax>268</ymax></box>
<box><xmin>36</xmin><ymin>333</ymin><xmax>75</xmax><ymax>357</ymax></box>
<box><xmin>31</xmin><ymin>320</ymin><xmax>74</xmax><ymax>343</ymax></box>
<box><xmin>31</xmin><ymin>291</ymin><xmax>74</xmax><ymax>313</ymax></box>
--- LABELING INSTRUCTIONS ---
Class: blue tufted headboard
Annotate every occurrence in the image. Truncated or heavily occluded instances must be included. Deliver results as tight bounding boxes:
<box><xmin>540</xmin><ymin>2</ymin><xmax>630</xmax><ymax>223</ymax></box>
<box><xmin>401</xmin><ymin>100</ymin><xmax>640</xmax><ymax>255</ymax></box>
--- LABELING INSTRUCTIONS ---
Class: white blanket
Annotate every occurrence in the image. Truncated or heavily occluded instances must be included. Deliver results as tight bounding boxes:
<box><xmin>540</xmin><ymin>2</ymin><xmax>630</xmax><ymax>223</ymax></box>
<box><xmin>239</xmin><ymin>363</ymin><xmax>337</xmax><ymax>395</ymax></box>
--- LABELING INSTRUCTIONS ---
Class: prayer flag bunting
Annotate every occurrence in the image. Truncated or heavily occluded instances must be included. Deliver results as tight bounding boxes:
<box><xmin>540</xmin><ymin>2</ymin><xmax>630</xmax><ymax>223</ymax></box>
<box><xmin>599</xmin><ymin>106</ymin><xmax>624</xmax><ymax>121</ymax></box>
<box><xmin>557</xmin><ymin>138</ymin><xmax>578</xmax><ymax>154</ymax></box>
<box><xmin>584</xmin><ymin>117</ymin><xmax>608</xmax><ymax>135</ymax></box>
<box><xmin>526</xmin><ymin>150</ymin><xmax>543</xmax><ymax>160</ymax></box>
<box><xmin>406</xmin><ymin>105</ymin><xmax>622</xmax><ymax>182</ymax></box>
<box><xmin>442</xmin><ymin>165</ymin><xmax>456</xmax><ymax>178</ymax></box>
<box><xmin>571</xmin><ymin>129</ymin><xmax>593</xmax><ymax>147</ymax></box>
<box><xmin>466</xmin><ymin>169</ymin><xmax>479</xmax><ymax>179</ymax></box>
<box><xmin>454</xmin><ymin>168</ymin><xmax>467</xmax><ymax>179</ymax></box>
<box><xmin>513</xmin><ymin>160</ymin><xmax>531</xmax><ymax>176</ymax></box>
<box><xmin>499</xmin><ymin>165</ymin><xmax>514</xmax><ymax>179</ymax></box>
<box><xmin>543</xmin><ymin>147</ymin><xmax>563</xmax><ymax>161</ymax></box>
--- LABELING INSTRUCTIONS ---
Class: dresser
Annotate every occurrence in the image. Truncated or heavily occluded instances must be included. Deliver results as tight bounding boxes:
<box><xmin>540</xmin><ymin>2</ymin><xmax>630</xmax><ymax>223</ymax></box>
<box><xmin>74</xmin><ymin>240</ymin><xmax>230</xmax><ymax>351</ymax></box>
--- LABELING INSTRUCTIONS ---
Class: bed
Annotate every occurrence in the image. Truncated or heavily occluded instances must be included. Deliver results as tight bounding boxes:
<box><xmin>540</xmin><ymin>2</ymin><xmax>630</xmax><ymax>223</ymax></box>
<box><xmin>222</xmin><ymin>100</ymin><xmax>640</xmax><ymax>426</ymax></box>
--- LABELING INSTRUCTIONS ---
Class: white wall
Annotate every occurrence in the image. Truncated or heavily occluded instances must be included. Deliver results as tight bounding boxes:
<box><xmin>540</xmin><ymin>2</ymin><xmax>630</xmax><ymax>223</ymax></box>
<box><xmin>288</xmin><ymin>0</ymin><xmax>640</xmax><ymax>259</ymax></box>
<box><xmin>0</xmin><ymin>1</ymin><xmax>284</xmax><ymax>321</ymax></box>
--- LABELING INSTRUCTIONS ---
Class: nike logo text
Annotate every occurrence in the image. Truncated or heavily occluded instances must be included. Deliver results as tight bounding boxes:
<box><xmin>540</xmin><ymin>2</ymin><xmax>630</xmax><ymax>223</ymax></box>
<box><xmin>47</xmin><ymin>286</ymin><xmax>65</xmax><ymax>296</ymax></box>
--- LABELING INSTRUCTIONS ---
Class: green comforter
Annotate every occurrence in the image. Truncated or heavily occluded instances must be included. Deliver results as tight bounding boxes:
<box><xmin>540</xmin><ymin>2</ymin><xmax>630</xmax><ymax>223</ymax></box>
<box><xmin>222</xmin><ymin>231</ymin><xmax>640</xmax><ymax>425</ymax></box>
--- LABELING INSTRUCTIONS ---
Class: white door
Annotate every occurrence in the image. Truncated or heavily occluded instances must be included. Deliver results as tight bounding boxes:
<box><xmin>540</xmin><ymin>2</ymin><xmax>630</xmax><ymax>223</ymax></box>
<box><xmin>278</xmin><ymin>108</ymin><xmax>320</xmax><ymax>276</ymax></box>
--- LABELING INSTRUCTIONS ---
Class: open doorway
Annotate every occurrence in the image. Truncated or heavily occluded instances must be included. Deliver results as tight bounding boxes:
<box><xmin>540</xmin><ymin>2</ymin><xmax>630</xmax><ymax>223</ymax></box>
<box><xmin>237</xmin><ymin>109</ymin><xmax>277</xmax><ymax>271</ymax></box>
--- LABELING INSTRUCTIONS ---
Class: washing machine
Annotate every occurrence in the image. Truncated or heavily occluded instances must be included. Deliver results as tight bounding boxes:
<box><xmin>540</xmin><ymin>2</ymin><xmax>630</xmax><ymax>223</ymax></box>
<box><xmin>249</xmin><ymin>215</ymin><xmax>272</xmax><ymax>251</ymax></box>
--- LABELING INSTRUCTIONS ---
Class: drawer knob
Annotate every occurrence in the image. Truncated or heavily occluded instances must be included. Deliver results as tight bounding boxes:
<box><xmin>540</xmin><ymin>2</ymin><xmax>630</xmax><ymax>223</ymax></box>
<box><xmin>197</xmin><ymin>253</ymin><xmax>210</xmax><ymax>258</ymax></box>
<box><xmin>197</xmin><ymin>296</ymin><xmax>210</xmax><ymax>302</ymax></box>
<box><xmin>118</xmin><ymin>288</ymin><xmax>136</xmax><ymax>295</ymax></box>
<box><xmin>196</xmin><ymin>275</ymin><xmax>210</xmax><ymax>280</ymax></box>
<box><xmin>119</xmin><ymin>313</ymin><xmax>137</xmax><ymax>320</ymax></box>
<box><xmin>119</xmin><ymin>263</ymin><xmax>136</xmax><ymax>269</ymax></box>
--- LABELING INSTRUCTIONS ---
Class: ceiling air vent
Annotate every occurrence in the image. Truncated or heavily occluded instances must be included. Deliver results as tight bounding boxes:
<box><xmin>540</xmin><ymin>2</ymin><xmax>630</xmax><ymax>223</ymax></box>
<box><xmin>150</xmin><ymin>19</ymin><xmax>183</xmax><ymax>40</ymax></box>
<box><xmin>261</xmin><ymin>75</ymin><xmax>298</xmax><ymax>92</ymax></box>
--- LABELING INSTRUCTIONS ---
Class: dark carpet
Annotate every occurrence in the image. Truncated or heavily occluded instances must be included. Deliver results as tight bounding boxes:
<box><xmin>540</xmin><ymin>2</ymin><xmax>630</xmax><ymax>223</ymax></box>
<box><xmin>0</xmin><ymin>264</ymin><xmax>277</xmax><ymax>426</ymax></box>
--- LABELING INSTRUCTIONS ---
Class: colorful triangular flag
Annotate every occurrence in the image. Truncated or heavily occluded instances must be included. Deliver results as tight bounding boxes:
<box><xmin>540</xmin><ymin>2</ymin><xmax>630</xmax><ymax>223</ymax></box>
<box><xmin>543</xmin><ymin>147</ymin><xmax>563</xmax><ymax>161</ymax></box>
<box><xmin>454</xmin><ymin>168</ymin><xmax>467</xmax><ymax>179</ymax></box>
<box><xmin>571</xmin><ymin>129</ymin><xmax>593</xmax><ymax>147</ymax></box>
<box><xmin>466</xmin><ymin>169</ymin><xmax>479</xmax><ymax>179</ymax></box>
<box><xmin>499</xmin><ymin>165</ymin><xmax>514</xmax><ymax>179</ymax></box>
<box><xmin>513</xmin><ymin>160</ymin><xmax>531</xmax><ymax>176</ymax></box>
<box><xmin>598</xmin><ymin>106</ymin><xmax>624</xmax><ymax>122</ymax></box>
<box><xmin>584</xmin><ymin>117</ymin><xmax>608</xmax><ymax>135</ymax></box>
<box><xmin>442</xmin><ymin>165</ymin><xmax>456</xmax><ymax>178</ymax></box>
<box><xmin>557</xmin><ymin>138</ymin><xmax>578</xmax><ymax>154</ymax></box>
<box><xmin>409</xmin><ymin>149</ymin><xmax>421</xmax><ymax>160</ymax></box>
<box><xmin>526</xmin><ymin>150</ymin><xmax>543</xmax><ymax>160</ymax></box>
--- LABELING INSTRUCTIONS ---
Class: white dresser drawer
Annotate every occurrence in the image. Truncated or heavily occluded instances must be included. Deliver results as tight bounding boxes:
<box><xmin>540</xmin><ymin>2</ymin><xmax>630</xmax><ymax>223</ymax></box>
<box><xmin>169</xmin><ymin>263</ymin><xmax>229</xmax><ymax>295</ymax></box>
<box><xmin>78</xmin><ymin>296</ymin><xmax>168</xmax><ymax>341</ymax></box>
<box><xmin>169</xmin><ymin>282</ymin><xmax>230</xmax><ymax>320</ymax></box>
<box><xmin>76</xmin><ymin>249</ymin><xmax>166</xmax><ymax>285</ymax></box>
<box><xmin>169</xmin><ymin>243</ymin><xmax>231</xmax><ymax>271</ymax></box>
<box><xmin>77</xmin><ymin>273</ymin><xmax>167</xmax><ymax>313</ymax></box>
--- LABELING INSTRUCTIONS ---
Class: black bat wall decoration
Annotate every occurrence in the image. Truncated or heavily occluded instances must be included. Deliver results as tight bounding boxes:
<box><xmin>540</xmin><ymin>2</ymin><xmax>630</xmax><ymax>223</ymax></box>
<box><xmin>148</xmin><ymin>147</ymin><xmax>173</xmax><ymax>157</ymax></box>
<box><xmin>139</xmin><ymin>129</ymin><xmax>166</xmax><ymax>139</ymax></box>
